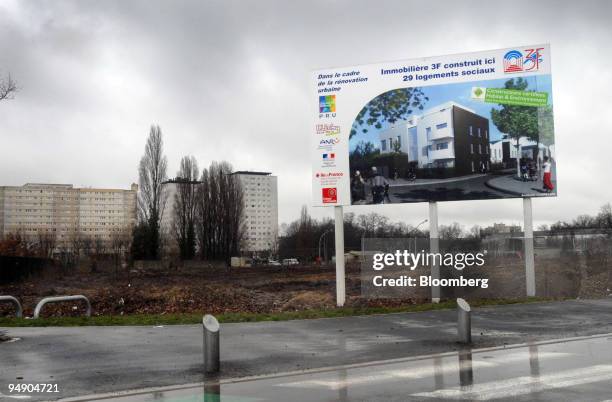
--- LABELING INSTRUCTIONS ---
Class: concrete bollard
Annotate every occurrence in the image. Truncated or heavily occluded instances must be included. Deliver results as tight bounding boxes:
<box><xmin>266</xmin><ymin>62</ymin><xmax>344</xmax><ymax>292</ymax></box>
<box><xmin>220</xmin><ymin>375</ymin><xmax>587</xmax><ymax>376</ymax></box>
<box><xmin>457</xmin><ymin>298</ymin><xmax>471</xmax><ymax>344</ymax></box>
<box><xmin>203</xmin><ymin>314</ymin><xmax>220</xmax><ymax>374</ymax></box>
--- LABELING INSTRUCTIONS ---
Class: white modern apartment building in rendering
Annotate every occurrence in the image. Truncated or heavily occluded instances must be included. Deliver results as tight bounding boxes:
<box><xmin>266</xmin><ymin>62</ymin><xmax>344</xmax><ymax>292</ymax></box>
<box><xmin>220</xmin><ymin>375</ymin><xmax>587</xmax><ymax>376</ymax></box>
<box><xmin>232</xmin><ymin>171</ymin><xmax>278</xmax><ymax>253</ymax></box>
<box><xmin>0</xmin><ymin>183</ymin><xmax>138</xmax><ymax>251</ymax></box>
<box><xmin>490</xmin><ymin>136</ymin><xmax>552</xmax><ymax>166</ymax></box>
<box><xmin>378</xmin><ymin>101</ymin><xmax>490</xmax><ymax>175</ymax></box>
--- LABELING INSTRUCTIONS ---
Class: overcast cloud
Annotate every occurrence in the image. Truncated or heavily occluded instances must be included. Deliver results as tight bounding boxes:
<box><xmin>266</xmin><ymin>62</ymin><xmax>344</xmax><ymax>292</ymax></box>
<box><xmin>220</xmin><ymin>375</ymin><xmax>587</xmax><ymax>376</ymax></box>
<box><xmin>0</xmin><ymin>0</ymin><xmax>611</xmax><ymax>229</ymax></box>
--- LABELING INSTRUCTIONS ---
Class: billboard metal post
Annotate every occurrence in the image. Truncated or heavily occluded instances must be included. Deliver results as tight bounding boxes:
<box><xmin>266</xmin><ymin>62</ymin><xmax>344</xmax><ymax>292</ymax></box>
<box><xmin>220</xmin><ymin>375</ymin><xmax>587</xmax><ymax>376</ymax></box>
<box><xmin>523</xmin><ymin>197</ymin><xmax>536</xmax><ymax>297</ymax></box>
<box><xmin>335</xmin><ymin>205</ymin><xmax>346</xmax><ymax>307</ymax></box>
<box><xmin>429</xmin><ymin>202</ymin><xmax>440</xmax><ymax>303</ymax></box>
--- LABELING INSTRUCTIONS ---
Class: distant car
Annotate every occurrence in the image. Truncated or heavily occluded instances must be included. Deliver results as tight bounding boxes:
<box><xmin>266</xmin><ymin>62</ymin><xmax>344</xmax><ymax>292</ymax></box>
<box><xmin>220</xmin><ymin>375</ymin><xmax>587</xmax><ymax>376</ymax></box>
<box><xmin>267</xmin><ymin>260</ymin><xmax>281</xmax><ymax>266</ymax></box>
<box><xmin>282</xmin><ymin>258</ymin><xmax>299</xmax><ymax>266</ymax></box>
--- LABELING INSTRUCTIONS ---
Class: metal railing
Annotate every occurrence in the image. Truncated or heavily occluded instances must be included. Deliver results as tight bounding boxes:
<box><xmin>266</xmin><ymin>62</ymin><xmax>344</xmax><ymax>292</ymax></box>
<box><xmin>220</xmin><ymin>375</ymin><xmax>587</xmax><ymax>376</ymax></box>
<box><xmin>0</xmin><ymin>296</ymin><xmax>23</xmax><ymax>318</ymax></box>
<box><xmin>33</xmin><ymin>295</ymin><xmax>91</xmax><ymax>319</ymax></box>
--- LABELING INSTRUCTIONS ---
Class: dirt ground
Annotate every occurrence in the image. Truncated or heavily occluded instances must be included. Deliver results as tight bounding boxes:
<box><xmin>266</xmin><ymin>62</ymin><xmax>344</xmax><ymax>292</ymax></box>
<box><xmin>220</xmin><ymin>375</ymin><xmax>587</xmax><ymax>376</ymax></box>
<box><xmin>1</xmin><ymin>251</ymin><xmax>610</xmax><ymax>318</ymax></box>
<box><xmin>0</xmin><ymin>261</ymin><xmax>422</xmax><ymax>318</ymax></box>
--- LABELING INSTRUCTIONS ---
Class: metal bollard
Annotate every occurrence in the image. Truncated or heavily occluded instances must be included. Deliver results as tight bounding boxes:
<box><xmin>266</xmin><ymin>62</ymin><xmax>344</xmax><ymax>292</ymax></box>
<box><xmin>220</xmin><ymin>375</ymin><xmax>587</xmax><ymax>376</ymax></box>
<box><xmin>33</xmin><ymin>295</ymin><xmax>91</xmax><ymax>319</ymax></box>
<box><xmin>203</xmin><ymin>314</ymin><xmax>220</xmax><ymax>374</ymax></box>
<box><xmin>0</xmin><ymin>296</ymin><xmax>23</xmax><ymax>318</ymax></box>
<box><xmin>457</xmin><ymin>298</ymin><xmax>471</xmax><ymax>344</ymax></box>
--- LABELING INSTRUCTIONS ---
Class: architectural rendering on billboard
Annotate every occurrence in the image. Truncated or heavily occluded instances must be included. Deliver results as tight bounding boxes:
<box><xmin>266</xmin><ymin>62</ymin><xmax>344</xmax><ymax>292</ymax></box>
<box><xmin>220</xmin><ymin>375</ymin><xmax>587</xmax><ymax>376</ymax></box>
<box><xmin>311</xmin><ymin>44</ymin><xmax>556</xmax><ymax>206</ymax></box>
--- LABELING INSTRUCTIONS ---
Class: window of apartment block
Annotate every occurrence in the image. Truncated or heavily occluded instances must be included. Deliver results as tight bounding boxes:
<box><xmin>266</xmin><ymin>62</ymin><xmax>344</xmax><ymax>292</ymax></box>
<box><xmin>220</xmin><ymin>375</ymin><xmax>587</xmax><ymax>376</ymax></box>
<box><xmin>436</xmin><ymin>122</ymin><xmax>447</xmax><ymax>130</ymax></box>
<box><xmin>485</xmin><ymin>129</ymin><xmax>488</xmax><ymax>139</ymax></box>
<box><xmin>478</xmin><ymin>144</ymin><xmax>482</xmax><ymax>154</ymax></box>
<box><xmin>436</xmin><ymin>142</ymin><xmax>448</xmax><ymax>150</ymax></box>
<box><xmin>381</xmin><ymin>139</ymin><xmax>387</xmax><ymax>151</ymax></box>
<box><xmin>426</xmin><ymin>127</ymin><xmax>432</xmax><ymax>141</ymax></box>
<box><xmin>422</xmin><ymin>146</ymin><xmax>428</xmax><ymax>157</ymax></box>
<box><xmin>470</xmin><ymin>144</ymin><xmax>474</xmax><ymax>154</ymax></box>
<box><xmin>477</xmin><ymin>128</ymin><xmax>481</xmax><ymax>137</ymax></box>
<box><xmin>396</xmin><ymin>136</ymin><xmax>401</xmax><ymax>147</ymax></box>
<box><xmin>469</xmin><ymin>125</ymin><xmax>473</xmax><ymax>136</ymax></box>
<box><xmin>471</xmin><ymin>161</ymin><xmax>475</xmax><ymax>172</ymax></box>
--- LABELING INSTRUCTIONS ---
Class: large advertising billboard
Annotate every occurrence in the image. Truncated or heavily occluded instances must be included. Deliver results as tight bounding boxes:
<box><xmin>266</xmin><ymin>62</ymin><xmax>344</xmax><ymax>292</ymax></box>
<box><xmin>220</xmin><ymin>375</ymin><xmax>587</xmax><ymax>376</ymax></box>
<box><xmin>312</xmin><ymin>44</ymin><xmax>555</xmax><ymax>206</ymax></box>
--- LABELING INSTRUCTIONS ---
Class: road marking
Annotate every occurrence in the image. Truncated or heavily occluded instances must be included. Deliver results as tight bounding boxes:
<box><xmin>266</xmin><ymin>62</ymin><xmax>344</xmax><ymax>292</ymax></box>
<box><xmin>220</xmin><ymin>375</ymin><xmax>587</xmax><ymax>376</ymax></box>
<box><xmin>0</xmin><ymin>392</ymin><xmax>31</xmax><ymax>400</ymax></box>
<box><xmin>413</xmin><ymin>364</ymin><xmax>612</xmax><ymax>400</ymax></box>
<box><xmin>277</xmin><ymin>351</ymin><xmax>571</xmax><ymax>390</ymax></box>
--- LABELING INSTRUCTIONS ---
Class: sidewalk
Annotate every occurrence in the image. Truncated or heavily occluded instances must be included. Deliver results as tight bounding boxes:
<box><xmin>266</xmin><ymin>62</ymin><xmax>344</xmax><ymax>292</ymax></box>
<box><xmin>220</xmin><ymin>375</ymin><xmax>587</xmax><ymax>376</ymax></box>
<box><xmin>2</xmin><ymin>299</ymin><xmax>612</xmax><ymax>401</ymax></box>
<box><xmin>388</xmin><ymin>173</ymin><xmax>486</xmax><ymax>187</ymax></box>
<box><xmin>486</xmin><ymin>174</ymin><xmax>556</xmax><ymax>196</ymax></box>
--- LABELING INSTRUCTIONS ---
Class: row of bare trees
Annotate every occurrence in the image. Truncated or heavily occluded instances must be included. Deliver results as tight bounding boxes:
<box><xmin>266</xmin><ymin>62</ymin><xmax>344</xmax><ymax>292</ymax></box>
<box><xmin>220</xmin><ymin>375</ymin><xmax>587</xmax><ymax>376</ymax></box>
<box><xmin>134</xmin><ymin>126</ymin><xmax>245</xmax><ymax>262</ymax></box>
<box><xmin>171</xmin><ymin>159</ymin><xmax>245</xmax><ymax>261</ymax></box>
<box><xmin>195</xmin><ymin>161</ymin><xmax>244</xmax><ymax>261</ymax></box>
<box><xmin>0</xmin><ymin>229</ymin><xmax>130</xmax><ymax>272</ymax></box>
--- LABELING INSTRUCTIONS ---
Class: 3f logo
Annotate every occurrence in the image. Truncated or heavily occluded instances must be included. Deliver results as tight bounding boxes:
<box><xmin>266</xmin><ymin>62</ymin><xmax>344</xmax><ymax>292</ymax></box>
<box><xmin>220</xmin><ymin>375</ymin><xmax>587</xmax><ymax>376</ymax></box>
<box><xmin>524</xmin><ymin>48</ymin><xmax>544</xmax><ymax>71</ymax></box>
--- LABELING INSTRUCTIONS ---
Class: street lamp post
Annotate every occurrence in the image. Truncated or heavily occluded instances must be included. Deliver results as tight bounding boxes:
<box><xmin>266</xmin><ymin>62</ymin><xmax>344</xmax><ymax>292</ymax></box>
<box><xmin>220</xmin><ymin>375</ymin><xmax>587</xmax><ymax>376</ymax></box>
<box><xmin>409</xmin><ymin>219</ymin><xmax>428</xmax><ymax>253</ymax></box>
<box><xmin>318</xmin><ymin>229</ymin><xmax>332</xmax><ymax>264</ymax></box>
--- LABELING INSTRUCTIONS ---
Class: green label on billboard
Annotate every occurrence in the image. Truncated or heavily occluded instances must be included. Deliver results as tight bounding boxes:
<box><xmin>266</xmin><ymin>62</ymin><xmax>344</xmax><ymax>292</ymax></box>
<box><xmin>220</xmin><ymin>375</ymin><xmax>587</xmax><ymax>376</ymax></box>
<box><xmin>483</xmin><ymin>88</ymin><xmax>549</xmax><ymax>107</ymax></box>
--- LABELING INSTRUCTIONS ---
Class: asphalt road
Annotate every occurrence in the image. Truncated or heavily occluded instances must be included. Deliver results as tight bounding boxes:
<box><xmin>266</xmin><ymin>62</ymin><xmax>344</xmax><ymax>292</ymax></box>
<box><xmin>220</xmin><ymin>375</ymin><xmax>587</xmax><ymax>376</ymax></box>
<box><xmin>388</xmin><ymin>175</ymin><xmax>510</xmax><ymax>203</ymax></box>
<box><xmin>57</xmin><ymin>333</ymin><xmax>612</xmax><ymax>402</ymax></box>
<box><xmin>2</xmin><ymin>299</ymin><xmax>612</xmax><ymax>401</ymax></box>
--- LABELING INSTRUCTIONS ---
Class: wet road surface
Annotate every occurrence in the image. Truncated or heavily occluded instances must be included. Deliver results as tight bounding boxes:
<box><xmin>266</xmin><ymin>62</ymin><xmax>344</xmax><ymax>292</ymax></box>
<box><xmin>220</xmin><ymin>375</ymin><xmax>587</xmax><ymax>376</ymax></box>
<box><xmin>52</xmin><ymin>333</ymin><xmax>612</xmax><ymax>401</ymax></box>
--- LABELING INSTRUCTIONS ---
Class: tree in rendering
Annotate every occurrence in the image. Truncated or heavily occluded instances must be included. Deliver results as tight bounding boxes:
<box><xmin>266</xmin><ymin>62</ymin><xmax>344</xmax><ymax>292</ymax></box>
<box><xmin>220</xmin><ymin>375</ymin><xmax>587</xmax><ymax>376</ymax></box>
<box><xmin>490</xmin><ymin>78</ymin><xmax>539</xmax><ymax>178</ymax></box>
<box><xmin>537</xmin><ymin>105</ymin><xmax>555</xmax><ymax>147</ymax></box>
<box><xmin>173</xmin><ymin>156</ymin><xmax>199</xmax><ymax>260</ymax></box>
<box><xmin>137</xmin><ymin>125</ymin><xmax>168</xmax><ymax>260</ymax></box>
<box><xmin>350</xmin><ymin>87</ymin><xmax>428</xmax><ymax>139</ymax></box>
<box><xmin>0</xmin><ymin>74</ymin><xmax>17</xmax><ymax>101</ymax></box>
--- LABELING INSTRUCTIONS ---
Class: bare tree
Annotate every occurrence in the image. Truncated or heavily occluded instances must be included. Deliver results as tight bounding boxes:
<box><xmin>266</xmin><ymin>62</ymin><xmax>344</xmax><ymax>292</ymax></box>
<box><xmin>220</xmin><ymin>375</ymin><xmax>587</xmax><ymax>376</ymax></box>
<box><xmin>137</xmin><ymin>125</ymin><xmax>168</xmax><ymax>260</ymax></box>
<box><xmin>69</xmin><ymin>231</ymin><xmax>85</xmax><ymax>264</ymax></box>
<box><xmin>173</xmin><ymin>156</ymin><xmax>199</xmax><ymax>260</ymax></box>
<box><xmin>0</xmin><ymin>74</ymin><xmax>17</xmax><ymax>101</ymax></box>
<box><xmin>110</xmin><ymin>230</ymin><xmax>130</xmax><ymax>277</ymax></box>
<box><xmin>36</xmin><ymin>230</ymin><xmax>57</xmax><ymax>258</ymax></box>
<box><xmin>439</xmin><ymin>222</ymin><xmax>465</xmax><ymax>240</ymax></box>
<box><xmin>196</xmin><ymin>161</ymin><xmax>245</xmax><ymax>262</ymax></box>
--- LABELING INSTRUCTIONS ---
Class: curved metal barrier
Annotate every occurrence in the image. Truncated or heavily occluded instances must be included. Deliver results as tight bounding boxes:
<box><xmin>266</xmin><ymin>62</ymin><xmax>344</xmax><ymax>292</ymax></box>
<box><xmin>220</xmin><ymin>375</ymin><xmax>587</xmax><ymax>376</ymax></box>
<box><xmin>0</xmin><ymin>296</ymin><xmax>23</xmax><ymax>318</ymax></box>
<box><xmin>33</xmin><ymin>295</ymin><xmax>91</xmax><ymax>319</ymax></box>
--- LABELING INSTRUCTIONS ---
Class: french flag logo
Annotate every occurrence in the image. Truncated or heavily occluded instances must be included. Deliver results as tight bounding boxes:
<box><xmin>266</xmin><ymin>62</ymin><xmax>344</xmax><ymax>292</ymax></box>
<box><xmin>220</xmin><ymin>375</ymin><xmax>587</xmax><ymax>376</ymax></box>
<box><xmin>323</xmin><ymin>153</ymin><xmax>335</xmax><ymax>160</ymax></box>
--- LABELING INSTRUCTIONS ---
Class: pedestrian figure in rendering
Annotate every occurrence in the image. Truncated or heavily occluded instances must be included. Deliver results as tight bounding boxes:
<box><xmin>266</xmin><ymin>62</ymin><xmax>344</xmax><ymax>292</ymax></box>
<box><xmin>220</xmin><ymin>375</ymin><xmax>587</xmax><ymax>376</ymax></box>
<box><xmin>520</xmin><ymin>158</ymin><xmax>528</xmax><ymax>182</ymax></box>
<box><xmin>542</xmin><ymin>156</ymin><xmax>554</xmax><ymax>192</ymax></box>
<box><xmin>370</xmin><ymin>167</ymin><xmax>389</xmax><ymax>204</ymax></box>
<box><xmin>351</xmin><ymin>170</ymin><xmax>366</xmax><ymax>202</ymax></box>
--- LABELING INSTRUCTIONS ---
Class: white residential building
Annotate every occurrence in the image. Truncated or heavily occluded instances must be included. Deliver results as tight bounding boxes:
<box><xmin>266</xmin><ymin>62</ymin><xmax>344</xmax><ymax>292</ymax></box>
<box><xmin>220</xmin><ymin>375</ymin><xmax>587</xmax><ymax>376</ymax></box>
<box><xmin>490</xmin><ymin>136</ymin><xmax>552</xmax><ymax>167</ymax></box>
<box><xmin>0</xmin><ymin>183</ymin><xmax>138</xmax><ymax>250</ymax></box>
<box><xmin>232</xmin><ymin>171</ymin><xmax>278</xmax><ymax>253</ymax></box>
<box><xmin>378</xmin><ymin>102</ymin><xmax>490</xmax><ymax>175</ymax></box>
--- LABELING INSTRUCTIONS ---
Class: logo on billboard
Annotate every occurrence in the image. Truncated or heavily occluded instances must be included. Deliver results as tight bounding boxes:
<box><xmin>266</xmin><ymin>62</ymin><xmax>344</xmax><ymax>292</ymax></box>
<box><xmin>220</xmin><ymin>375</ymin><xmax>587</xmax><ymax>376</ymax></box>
<box><xmin>319</xmin><ymin>95</ymin><xmax>337</xmax><ymax>119</ymax></box>
<box><xmin>319</xmin><ymin>95</ymin><xmax>336</xmax><ymax>113</ymax></box>
<box><xmin>319</xmin><ymin>138</ymin><xmax>339</xmax><ymax>145</ymax></box>
<box><xmin>322</xmin><ymin>152</ymin><xmax>336</xmax><ymax>167</ymax></box>
<box><xmin>318</xmin><ymin>137</ymin><xmax>340</xmax><ymax>150</ymax></box>
<box><xmin>322</xmin><ymin>153</ymin><xmax>335</xmax><ymax>161</ymax></box>
<box><xmin>316</xmin><ymin>123</ymin><xmax>340</xmax><ymax>136</ymax></box>
<box><xmin>315</xmin><ymin>172</ymin><xmax>343</xmax><ymax>178</ymax></box>
<box><xmin>524</xmin><ymin>48</ymin><xmax>544</xmax><ymax>71</ymax></box>
<box><xmin>503</xmin><ymin>50</ymin><xmax>523</xmax><ymax>73</ymax></box>
<box><xmin>322</xmin><ymin>187</ymin><xmax>337</xmax><ymax>204</ymax></box>
<box><xmin>504</xmin><ymin>48</ymin><xmax>544</xmax><ymax>73</ymax></box>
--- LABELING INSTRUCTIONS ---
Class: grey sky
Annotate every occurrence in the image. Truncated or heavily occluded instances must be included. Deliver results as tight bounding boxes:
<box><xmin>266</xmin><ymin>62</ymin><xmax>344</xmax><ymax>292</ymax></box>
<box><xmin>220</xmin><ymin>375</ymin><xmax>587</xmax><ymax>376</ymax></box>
<box><xmin>0</xmin><ymin>0</ymin><xmax>610</xmax><ymax>228</ymax></box>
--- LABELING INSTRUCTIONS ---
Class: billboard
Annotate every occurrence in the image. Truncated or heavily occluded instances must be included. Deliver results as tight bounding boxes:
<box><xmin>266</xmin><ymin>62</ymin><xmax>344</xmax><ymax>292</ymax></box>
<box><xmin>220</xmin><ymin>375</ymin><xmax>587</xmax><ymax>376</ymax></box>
<box><xmin>312</xmin><ymin>44</ymin><xmax>556</xmax><ymax>206</ymax></box>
